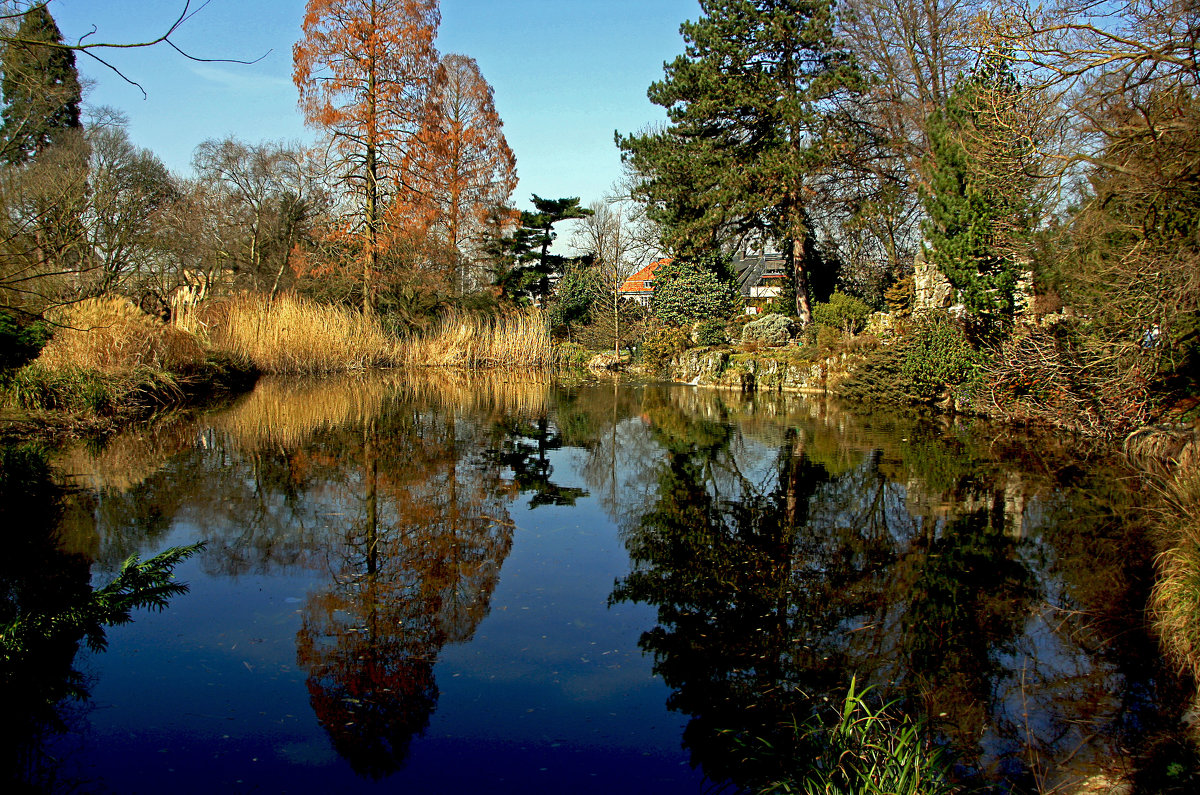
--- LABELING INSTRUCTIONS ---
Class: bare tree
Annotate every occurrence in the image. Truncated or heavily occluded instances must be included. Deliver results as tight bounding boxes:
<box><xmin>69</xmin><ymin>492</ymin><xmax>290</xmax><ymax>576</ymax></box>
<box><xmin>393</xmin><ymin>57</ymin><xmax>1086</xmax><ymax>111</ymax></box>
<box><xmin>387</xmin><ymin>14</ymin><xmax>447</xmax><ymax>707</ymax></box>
<box><xmin>571</xmin><ymin>198</ymin><xmax>656</xmax><ymax>358</ymax></box>
<box><xmin>192</xmin><ymin>137</ymin><xmax>329</xmax><ymax>299</ymax></box>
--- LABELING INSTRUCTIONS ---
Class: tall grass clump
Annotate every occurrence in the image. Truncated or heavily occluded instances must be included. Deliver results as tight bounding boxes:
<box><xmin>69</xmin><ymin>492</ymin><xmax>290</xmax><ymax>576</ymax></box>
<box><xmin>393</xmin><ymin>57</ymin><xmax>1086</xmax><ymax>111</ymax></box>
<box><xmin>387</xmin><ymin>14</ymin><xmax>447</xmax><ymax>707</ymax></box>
<box><xmin>41</xmin><ymin>296</ymin><xmax>205</xmax><ymax>374</ymax></box>
<box><xmin>399</xmin><ymin>309</ymin><xmax>556</xmax><ymax>369</ymax></box>
<box><xmin>1151</xmin><ymin>465</ymin><xmax>1200</xmax><ymax>683</ymax></box>
<box><xmin>4</xmin><ymin>297</ymin><xmax>201</xmax><ymax>413</ymax></box>
<box><xmin>742</xmin><ymin>679</ymin><xmax>957</xmax><ymax>795</ymax></box>
<box><xmin>190</xmin><ymin>293</ymin><xmax>400</xmax><ymax>374</ymax></box>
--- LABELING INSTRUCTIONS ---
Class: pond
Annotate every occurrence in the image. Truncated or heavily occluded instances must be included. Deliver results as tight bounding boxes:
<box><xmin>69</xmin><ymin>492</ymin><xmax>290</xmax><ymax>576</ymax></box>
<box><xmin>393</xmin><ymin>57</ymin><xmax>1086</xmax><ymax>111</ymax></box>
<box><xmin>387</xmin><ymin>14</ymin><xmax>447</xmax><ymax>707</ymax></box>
<box><xmin>2</xmin><ymin>372</ymin><xmax>1194</xmax><ymax>793</ymax></box>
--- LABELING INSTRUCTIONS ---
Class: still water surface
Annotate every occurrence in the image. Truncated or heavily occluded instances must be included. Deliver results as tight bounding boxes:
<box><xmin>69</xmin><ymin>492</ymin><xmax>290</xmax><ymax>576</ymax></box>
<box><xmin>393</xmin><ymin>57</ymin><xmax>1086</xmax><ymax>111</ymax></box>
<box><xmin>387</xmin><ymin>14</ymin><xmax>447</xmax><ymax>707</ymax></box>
<box><xmin>4</xmin><ymin>372</ymin><xmax>1192</xmax><ymax>792</ymax></box>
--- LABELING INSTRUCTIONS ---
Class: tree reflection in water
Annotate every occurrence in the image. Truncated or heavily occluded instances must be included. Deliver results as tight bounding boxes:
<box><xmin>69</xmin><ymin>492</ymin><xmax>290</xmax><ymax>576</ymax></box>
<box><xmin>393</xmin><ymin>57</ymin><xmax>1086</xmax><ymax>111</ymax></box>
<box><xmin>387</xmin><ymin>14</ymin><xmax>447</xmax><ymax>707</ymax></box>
<box><xmin>295</xmin><ymin>407</ymin><xmax>518</xmax><ymax>778</ymax></box>
<box><xmin>607</xmin><ymin>387</ymin><xmax>1190</xmax><ymax>793</ymax></box>
<box><xmin>25</xmin><ymin>377</ymin><xmax>1196</xmax><ymax>789</ymax></box>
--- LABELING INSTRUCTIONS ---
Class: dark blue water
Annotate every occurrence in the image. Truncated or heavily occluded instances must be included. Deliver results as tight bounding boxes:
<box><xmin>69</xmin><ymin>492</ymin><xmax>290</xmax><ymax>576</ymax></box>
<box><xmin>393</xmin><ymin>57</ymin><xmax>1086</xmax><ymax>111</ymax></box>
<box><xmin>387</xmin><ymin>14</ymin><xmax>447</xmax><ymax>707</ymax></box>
<box><xmin>2</xmin><ymin>374</ymin><xmax>1194</xmax><ymax>792</ymax></box>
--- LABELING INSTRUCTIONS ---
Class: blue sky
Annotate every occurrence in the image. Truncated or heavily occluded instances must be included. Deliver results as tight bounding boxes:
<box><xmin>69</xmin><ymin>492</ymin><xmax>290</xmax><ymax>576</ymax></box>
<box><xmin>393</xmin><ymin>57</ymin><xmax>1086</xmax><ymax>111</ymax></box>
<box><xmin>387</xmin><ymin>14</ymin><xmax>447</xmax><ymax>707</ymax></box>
<box><xmin>49</xmin><ymin>0</ymin><xmax>699</xmax><ymax>213</ymax></box>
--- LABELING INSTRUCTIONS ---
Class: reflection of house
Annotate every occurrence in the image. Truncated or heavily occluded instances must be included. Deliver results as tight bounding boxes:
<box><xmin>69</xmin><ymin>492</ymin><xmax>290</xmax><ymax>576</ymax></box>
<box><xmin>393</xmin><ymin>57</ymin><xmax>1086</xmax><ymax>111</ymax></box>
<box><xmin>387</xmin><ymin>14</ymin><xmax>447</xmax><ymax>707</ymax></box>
<box><xmin>617</xmin><ymin>258</ymin><xmax>667</xmax><ymax>305</ymax></box>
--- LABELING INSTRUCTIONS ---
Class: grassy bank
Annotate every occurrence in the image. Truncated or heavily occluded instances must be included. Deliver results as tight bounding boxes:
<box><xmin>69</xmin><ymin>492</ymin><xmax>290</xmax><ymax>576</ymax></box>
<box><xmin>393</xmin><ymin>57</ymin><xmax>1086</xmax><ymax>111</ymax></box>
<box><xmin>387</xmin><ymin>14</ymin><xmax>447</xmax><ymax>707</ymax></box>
<box><xmin>1</xmin><ymin>293</ymin><xmax>561</xmax><ymax>438</ymax></box>
<box><xmin>1</xmin><ymin>298</ymin><xmax>255</xmax><ymax>440</ymax></box>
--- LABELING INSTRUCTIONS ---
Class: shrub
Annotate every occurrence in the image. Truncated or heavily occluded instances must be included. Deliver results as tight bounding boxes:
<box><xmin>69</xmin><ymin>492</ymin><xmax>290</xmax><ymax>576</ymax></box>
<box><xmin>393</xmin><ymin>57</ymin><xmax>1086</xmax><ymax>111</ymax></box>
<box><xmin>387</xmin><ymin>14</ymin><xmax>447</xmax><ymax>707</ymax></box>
<box><xmin>0</xmin><ymin>310</ymin><xmax>51</xmax><ymax>373</ymax></box>
<box><xmin>694</xmin><ymin>319</ymin><xmax>727</xmax><ymax>346</ymax></box>
<box><xmin>834</xmin><ymin>343</ymin><xmax>910</xmax><ymax>405</ymax></box>
<box><xmin>651</xmin><ymin>256</ymin><xmax>739</xmax><ymax>327</ymax></box>
<box><xmin>902</xmin><ymin>312</ymin><xmax>982</xmax><ymax>400</ymax></box>
<box><xmin>815</xmin><ymin>324</ymin><xmax>842</xmax><ymax>351</ymax></box>
<box><xmin>639</xmin><ymin>327</ymin><xmax>690</xmax><ymax>372</ymax></box>
<box><xmin>812</xmin><ymin>290</ymin><xmax>872</xmax><ymax>335</ymax></box>
<box><xmin>741</xmin><ymin>313</ymin><xmax>793</xmax><ymax>347</ymax></box>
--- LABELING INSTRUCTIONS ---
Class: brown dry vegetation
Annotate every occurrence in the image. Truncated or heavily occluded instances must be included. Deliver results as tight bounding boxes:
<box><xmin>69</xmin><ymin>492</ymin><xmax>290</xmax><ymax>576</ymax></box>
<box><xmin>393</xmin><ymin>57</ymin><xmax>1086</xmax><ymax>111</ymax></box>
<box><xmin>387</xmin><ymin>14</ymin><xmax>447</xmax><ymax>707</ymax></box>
<box><xmin>182</xmin><ymin>293</ymin><xmax>401</xmax><ymax>374</ymax></box>
<box><xmin>398</xmin><ymin>308</ymin><xmax>557</xmax><ymax>369</ymax></box>
<box><xmin>42</xmin><ymin>296</ymin><xmax>205</xmax><ymax>374</ymax></box>
<box><xmin>1142</xmin><ymin>426</ymin><xmax>1200</xmax><ymax>685</ymax></box>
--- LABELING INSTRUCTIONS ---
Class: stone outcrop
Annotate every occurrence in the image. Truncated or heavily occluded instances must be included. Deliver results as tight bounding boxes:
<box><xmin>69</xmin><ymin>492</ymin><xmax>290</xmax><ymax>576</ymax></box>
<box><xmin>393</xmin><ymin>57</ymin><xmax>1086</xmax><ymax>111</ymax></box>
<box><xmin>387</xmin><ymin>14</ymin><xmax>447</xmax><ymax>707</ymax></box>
<box><xmin>666</xmin><ymin>348</ymin><xmax>866</xmax><ymax>395</ymax></box>
<box><xmin>913</xmin><ymin>250</ymin><xmax>955</xmax><ymax>313</ymax></box>
<box><xmin>913</xmin><ymin>247</ymin><xmax>1036</xmax><ymax>317</ymax></box>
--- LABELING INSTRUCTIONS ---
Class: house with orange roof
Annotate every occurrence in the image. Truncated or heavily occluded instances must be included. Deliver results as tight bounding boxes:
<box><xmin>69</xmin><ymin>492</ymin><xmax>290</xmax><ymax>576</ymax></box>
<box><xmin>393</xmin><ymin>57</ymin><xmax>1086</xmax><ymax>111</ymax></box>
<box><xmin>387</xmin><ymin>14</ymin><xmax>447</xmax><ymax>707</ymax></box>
<box><xmin>616</xmin><ymin>254</ymin><xmax>787</xmax><ymax>312</ymax></box>
<box><xmin>617</xmin><ymin>258</ymin><xmax>669</xmax><ymax>305</ymax></box>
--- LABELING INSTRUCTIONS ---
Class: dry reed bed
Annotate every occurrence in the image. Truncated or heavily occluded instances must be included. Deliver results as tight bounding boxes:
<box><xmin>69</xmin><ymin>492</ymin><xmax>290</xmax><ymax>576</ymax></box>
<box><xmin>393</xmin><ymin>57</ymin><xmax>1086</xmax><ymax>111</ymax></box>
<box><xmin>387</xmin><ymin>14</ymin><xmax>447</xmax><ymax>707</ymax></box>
<box><xmin>185</xmin><ymin>293</ymin><xmax>401</xmax><ymax>374</ymax></box>
<box><xmin>41</xmin><ymin>296</ymin><xmax>205</xmax><ymax>373</ymax></box>
<box><xmin>399</xmin><ymin>310</ymin><xmax>557</xmax><ymax>369</ymax></box>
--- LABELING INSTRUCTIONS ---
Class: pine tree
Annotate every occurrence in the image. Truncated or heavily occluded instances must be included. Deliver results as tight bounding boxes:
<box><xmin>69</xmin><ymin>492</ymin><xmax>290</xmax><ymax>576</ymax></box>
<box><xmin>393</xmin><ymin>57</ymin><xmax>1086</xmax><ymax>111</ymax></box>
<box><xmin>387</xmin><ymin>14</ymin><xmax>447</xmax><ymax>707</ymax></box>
<box><xmin>920</xmin><ymin>55</ymin><xmax>1037</xmax><ymax>336</ymax></box>
<box><xmin>618</xmin><ymin>0</ymin><xmax>862</xmax><ymax>326</ymax></box>
<box><xmin>0</xmin><ymin>5</ymin><xmax>82</xmax><ymax>164</ymax></box>
<box><xmin>518</xmin><ymin>195</ymin><xmax>592</xmax><ymax>304</ymax></box>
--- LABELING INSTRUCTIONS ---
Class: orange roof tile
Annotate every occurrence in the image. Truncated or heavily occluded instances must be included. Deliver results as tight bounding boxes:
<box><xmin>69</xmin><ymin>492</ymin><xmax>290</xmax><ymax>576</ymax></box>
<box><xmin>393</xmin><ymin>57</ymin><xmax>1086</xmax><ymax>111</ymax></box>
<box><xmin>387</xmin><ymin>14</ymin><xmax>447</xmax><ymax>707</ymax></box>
<box><xmin>618</xmin><ymin>258</ymin><xmax>670</xmax><ymax>294</ymax></box>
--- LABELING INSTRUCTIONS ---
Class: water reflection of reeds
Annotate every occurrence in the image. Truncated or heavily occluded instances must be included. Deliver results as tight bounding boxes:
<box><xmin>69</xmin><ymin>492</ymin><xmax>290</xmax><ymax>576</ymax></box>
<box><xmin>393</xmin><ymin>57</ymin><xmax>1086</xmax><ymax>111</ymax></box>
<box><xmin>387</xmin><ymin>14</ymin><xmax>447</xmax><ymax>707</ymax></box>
<box><xmin>210</xmin><ymin>370</ymin><xmax>553</xmax><ymax>451</ymax></box>
<box><xmin>52</xmin><ymin>414</ymin><xmax>200</xmax><ymax>492</ymax></box>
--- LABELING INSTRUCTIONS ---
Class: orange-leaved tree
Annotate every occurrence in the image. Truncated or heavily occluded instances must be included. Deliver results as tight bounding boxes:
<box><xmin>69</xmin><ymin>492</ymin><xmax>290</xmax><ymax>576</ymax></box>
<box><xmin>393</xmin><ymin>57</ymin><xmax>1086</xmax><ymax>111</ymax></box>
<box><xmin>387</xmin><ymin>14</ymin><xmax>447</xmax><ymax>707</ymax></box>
<box><xmin>293</xmin><ymin>0</ymin><xmax>441</xmax><ymax>314</ymax></box>
<box><xmin>405</xmin><ymin>53</ymin><xmax>518</xmax><ymax>295</ymax></box>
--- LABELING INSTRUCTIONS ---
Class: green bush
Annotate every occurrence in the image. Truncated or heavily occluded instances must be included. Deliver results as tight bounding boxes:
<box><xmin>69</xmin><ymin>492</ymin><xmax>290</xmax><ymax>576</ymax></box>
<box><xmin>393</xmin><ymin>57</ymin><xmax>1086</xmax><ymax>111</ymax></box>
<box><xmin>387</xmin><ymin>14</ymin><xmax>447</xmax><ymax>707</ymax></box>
<box><xmin>694</xmin><ymin>319</ymin><xmax>727</xmax><ymax>346</ymax></box>
<box><xmin>812</xmin><ymin>291</ymin><xmax>872</xmax><ymax>334</ymax></box>
<box><xmin>902</xmin><ymin>312</ymin><xmax>982</xmax><ymax>400</ymax></box>
<box><xmin>815</xmin><ymin>324</ymin><xmax>842</xmax><ymax>350</ymax></box>
<box><xmin>638</xmin><ymin>327</ymin><xmax>690</xmax><ymax>373</ymax></box>
<box><xmin>651</xmin><ymin>255</ymin><xmax>739</xmax><ymax>327</ymax></box>
<box><xmin>0</xmin><ymin>310</ymin><xmax>50</xmax><ymax>373</ymax></box>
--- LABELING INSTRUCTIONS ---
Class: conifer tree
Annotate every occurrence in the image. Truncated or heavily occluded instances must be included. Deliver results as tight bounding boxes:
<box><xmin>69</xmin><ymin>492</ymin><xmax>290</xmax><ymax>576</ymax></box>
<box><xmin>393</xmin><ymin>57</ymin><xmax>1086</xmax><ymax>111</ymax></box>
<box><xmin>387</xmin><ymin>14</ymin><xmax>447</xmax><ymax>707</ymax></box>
<box><xmin>0</xmin><ymin>4</ymin><xmax>82</xmax><ymax>164</ymax></box>
<box><xmin>516</xmin><ymin>195</ymin><xmax>592</xmax><ymax>304</ymax></box>
<box><xmin>618</xmin><ymin>0</ymin><xmax>862</xmax><ymax>326</ymax></box>
<box><xmin>920</xmin><ymin>56</ymin><xmax>1037</xmax><ymax>336</ymax></box>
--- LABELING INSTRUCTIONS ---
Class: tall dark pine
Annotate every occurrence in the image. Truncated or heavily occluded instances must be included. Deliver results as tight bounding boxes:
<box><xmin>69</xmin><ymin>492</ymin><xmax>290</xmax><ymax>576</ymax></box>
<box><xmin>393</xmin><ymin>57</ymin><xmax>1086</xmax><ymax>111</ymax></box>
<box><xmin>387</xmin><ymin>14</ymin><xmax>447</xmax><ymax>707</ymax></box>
<box><xmin>618</xmin><ymin>0</ymin><xmax>861</xmax><ymax>325</ymax></box>
<box><xmin>0</xmin><ymin>5</ymin><xmax>83</xmax><ymax>164</ymax></box>
<box><xmin>488</xmin><ymin>195</ymin><xmax>593</xmax><ymax>305</ymax></box>
<box><xmin>523</xmin><ymin>194</ymin><xmax>593</xmax><ymax>304</ymax></box>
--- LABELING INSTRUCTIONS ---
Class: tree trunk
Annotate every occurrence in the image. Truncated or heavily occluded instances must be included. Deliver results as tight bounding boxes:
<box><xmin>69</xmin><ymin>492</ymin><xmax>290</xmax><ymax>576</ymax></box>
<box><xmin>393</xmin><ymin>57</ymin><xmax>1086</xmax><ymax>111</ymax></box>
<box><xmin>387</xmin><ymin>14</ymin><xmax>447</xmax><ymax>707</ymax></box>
<box><xmin>791</xmin><ymin>236</ymin><xmax>812</xmax><ymax>327</ymax></box>
<box><xmin>613</xmin><ymin>295</ymin><xmax>620</xmax><ymax>360</ymax></box>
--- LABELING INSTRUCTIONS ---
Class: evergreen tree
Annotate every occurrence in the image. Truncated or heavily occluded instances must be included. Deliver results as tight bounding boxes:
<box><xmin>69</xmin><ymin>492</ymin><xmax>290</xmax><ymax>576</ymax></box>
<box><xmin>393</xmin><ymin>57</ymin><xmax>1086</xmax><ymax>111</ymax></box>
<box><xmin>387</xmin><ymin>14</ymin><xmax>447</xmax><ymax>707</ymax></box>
<box><xmin>0</xmin><ymin>5</ymin><xmax>82</xmax><ymax>164</ymax></box>
<box><xmin>920</xmin><ymin>56</ymin><xmax>1037</xmax><ymax>336</ymax></box>
<box><xmin>618</xmin><ymin>0</ymin><xmax>862</xmax><ymax>326</ymax></box>
<box><xmin>521</xmin><ymin>195</ymin><xmax>593</xmax><ymax>304</ymax></box>
<box><xmin>487</xmin><ymin>195</ymin><xmax>593</xmax><ymax>305</ymax></box>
